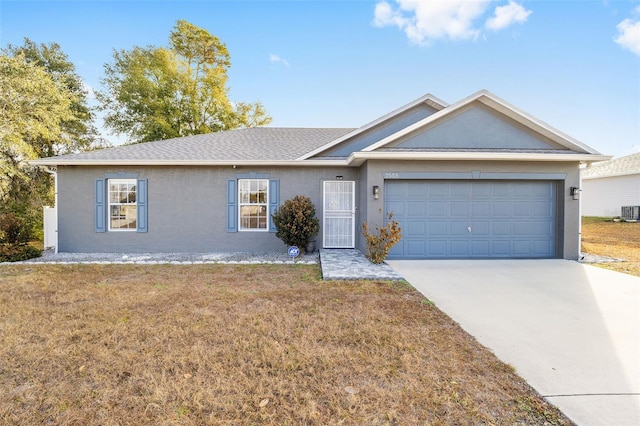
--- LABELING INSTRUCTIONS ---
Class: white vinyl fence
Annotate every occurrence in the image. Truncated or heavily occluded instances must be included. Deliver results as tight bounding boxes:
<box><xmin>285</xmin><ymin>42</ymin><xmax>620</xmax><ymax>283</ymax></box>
<box><xmin>43</xmin><ymin>206</ymin><xmax>57</xmax><ymax>250</ymax></box>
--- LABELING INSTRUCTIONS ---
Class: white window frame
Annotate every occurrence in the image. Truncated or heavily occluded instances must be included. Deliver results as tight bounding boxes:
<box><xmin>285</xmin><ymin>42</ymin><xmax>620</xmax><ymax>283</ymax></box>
<box><xmin>108</xmin><ymin>178</ymin><xmax>137</xmax><ymax>232</ymax></box>
<box><xmin>238</xmin><ymin>178</ymin><xmax>269</xmax><ymax>232</ymax></box>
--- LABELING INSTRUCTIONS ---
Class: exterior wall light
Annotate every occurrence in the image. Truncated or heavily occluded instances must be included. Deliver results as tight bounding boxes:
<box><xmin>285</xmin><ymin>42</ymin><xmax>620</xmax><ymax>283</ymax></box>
<box><xmin>570</xmin><ymin>186</ymin><xmax>581</xmax><ymax>200</ymax></box>
<box><xmin>373</xmin><ymin>185</ymin><xmax>380</xmax><ymax>200</ymax></box>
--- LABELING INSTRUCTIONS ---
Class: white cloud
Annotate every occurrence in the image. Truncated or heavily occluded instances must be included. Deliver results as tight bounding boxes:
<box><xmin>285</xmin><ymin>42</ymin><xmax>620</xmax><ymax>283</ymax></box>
<box><xmin>373</xmin><ymin>0</ymin><xmax>532</xmax><ymax>45</ymax></box>
<box><xmin>614</xmin><ymin>6</ymin><xmax>640</xmax><ymax>56</ymax></box>
<box><xmin>269</xmin><ymin>53</ymin><xmax>290</xmax><ymax>67</ymax></box>
<box><xmin>486</xmin><ymin>1</ymin><xmax>532</xmax><ymax>31</ymax></box>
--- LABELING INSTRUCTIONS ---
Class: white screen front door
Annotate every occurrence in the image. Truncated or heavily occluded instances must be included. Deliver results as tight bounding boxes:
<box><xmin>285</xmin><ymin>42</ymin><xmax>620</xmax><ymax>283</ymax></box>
<box><xmin>323</xmin><ymin>180</ymin><xmax>355</xmax><ymax>248</ymax></box>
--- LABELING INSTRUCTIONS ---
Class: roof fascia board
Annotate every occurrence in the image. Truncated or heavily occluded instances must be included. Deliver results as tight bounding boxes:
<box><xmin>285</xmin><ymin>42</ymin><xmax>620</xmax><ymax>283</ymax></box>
<box><xmin>361</xmin><ymin>90</ymin><xmax>602</xmax><ymax>155</ymax></box>
<box><xmin>348</xmin><ymin>151</ymin><xmax>611</xmax><ymax>164</ymax></box>
<box><xmin>29</xmin><ymin>159</ymin><xmax>352</xmax><ymax>167</ymax></box>
<box><xmin>296</xmin><ymin>93</ymin><xmax>449</xmax><ymax>160</ymax></box>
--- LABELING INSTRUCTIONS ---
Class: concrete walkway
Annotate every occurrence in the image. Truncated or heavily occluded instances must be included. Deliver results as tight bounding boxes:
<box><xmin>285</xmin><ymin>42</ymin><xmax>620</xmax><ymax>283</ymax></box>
<box><xmin>319</xmin><ymin>249</ymin><xmax>403</xmax><ymax>280</ymax></box>
<box><xmin>388</xmin><ymin>259</ymin><xmax>640</xmax><ymax>426</ymax></box>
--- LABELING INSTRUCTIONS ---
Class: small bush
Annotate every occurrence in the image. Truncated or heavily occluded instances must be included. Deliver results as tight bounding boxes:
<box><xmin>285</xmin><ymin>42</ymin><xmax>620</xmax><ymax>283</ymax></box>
<box><xmin>0</xmin><ymin>212</ymin><xmax>32</xmax><ymax>245</ymax></box>
<box><xmin>272</xmin><ymin>196</ymin><xmax>320</xmax><ymax>250</ymax></box>
<box><xmin>0</xmin><ymin>213</ymin><xmax>41</xmax><ymax>262</ymax></box>
<box><xmin>362</xmin><ymin>212</ymin><xmax>402</xmax><ymax>264</ymax></box>
<box><xmin>0</xmin><ymin>244</ymin><xmax>41</xmax><ymax>262</ymax></box>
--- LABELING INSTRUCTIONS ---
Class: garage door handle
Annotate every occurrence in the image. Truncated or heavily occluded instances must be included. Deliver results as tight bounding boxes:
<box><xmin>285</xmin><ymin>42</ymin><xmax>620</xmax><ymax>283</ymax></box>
<box><xmin>468</xmin><ymin>226</ymin><xmax>472</xmax><ymax>233</ymax></box>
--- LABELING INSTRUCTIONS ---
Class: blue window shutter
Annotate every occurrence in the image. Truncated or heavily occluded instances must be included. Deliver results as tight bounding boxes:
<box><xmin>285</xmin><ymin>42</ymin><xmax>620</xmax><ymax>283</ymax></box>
<box><xmin>227</xmin><ymin>179</ymin><xmax>237</xmax><ymax>232</ymax></box>
<box><xmin>137</xmin><ymin>179</ymin><xmax>148</xmax><ymax>233</ymax></box>
<box><xmin>95</xmin><ymin>179</ymin><xmax>106</xmax><ymax>233</ymax></box>
<box><xmin>269</xmin><ymin>179</ymin><xmax>279</xmax><ymax>232</ymax></box>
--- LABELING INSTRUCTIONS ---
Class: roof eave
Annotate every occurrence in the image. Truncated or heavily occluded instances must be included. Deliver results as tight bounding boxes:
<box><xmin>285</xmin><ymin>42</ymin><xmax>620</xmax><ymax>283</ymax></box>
<box><xmin>29</xmin><ymin>159</ymin><xmax>352</xmax><ymax>167</ymax></box>
<box><xmin>348</xmin><ymin>151</ymin><xmax>612</xmax><ymax>165</ymax></box>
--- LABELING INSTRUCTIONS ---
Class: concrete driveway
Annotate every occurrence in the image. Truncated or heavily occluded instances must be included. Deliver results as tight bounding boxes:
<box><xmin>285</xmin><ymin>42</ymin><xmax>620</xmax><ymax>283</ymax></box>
<box><xmin>387</xmin><ymin>259</ymin><xmax>640</xmax><ymax>426</ymax></box>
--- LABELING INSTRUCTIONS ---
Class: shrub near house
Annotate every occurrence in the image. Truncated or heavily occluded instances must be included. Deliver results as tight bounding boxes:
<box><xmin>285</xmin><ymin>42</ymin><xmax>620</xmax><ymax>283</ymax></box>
<box><xmin>0</xmin><ymin>213</ymin><xmax>41</xmax><ymax>262</ymax></box>
<box><xmin>272</xmin><ymin>196</ymin><xmax>319</xmax><ymax>252</ymax></box>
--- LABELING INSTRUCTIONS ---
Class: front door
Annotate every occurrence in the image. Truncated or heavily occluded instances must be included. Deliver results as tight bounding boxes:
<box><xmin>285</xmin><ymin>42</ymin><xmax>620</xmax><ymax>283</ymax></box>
<box><xmin>323</xmin><ymin>180</ymin><xmax>355</xmax><ymax>248</ymax></box>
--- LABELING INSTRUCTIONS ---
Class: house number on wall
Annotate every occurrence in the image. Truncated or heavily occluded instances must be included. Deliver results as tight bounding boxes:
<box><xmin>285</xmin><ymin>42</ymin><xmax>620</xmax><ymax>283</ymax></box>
<box><xmin>383</xmin><ymin>172</ymin><xmax>400</xmax><ymax>179</ymax></box>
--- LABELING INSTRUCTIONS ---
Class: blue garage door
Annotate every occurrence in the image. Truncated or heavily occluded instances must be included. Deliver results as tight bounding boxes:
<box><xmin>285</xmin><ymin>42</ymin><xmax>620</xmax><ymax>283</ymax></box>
<box><xmin>385</xmin><ymin>181</ymin><xmax>557</xmax><ymax>259</ymax></box>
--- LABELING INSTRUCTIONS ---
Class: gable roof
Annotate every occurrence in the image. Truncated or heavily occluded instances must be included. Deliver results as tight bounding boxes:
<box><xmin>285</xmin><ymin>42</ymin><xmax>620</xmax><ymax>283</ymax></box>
<box><xmin>582</xmin><ymin>152</ymin><xmax>640</xmax><ymax>179</ymax></box>
<box><xmin>297</xmin><ymin>93</ymin><xmax>448</xmax><ymax>160</ymax></box>
<box><xmin>31</xmin><ymin>89</ymin><xmax>609</xmax><ymax>167</ymax></box>
<box><xmin>360</xmin><ymin>90</ymin><xmax>600</xmax><ymax>155</ymax></box>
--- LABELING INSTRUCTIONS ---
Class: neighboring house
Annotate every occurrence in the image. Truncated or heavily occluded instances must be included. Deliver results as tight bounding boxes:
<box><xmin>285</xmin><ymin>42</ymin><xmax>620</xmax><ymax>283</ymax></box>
<box><xmin>32</xmin><ymin>90</ymin><xmax>609</xmax><ymax>259</ymax></box>
<box><xmin>581</xmin><ymin>152</ymin><xmax>640</xmax><ymax>217</ymax></box>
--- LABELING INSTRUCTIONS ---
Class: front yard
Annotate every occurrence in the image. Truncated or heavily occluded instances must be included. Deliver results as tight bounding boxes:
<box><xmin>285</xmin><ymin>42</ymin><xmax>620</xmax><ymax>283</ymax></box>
<box><xmin>0</xmin><ymin>263</ymin><xmax>570</xmax><ymax>425</ymax></box>
<box><xmin>582</xmin><ymin>216</ymin><xmax>640</xmax><ymax>277</ymax></box>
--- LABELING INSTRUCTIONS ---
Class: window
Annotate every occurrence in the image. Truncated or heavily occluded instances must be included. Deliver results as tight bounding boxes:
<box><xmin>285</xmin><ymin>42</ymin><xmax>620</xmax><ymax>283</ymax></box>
<box><xmin>108</xmin><ymin>179</ymin><xmax>137</xmax><ymax>231</ymax></box>
<box><xmin>238</xmin><ymin>179</ymin><xmax>268</xmax><ymax>231</ymax></box>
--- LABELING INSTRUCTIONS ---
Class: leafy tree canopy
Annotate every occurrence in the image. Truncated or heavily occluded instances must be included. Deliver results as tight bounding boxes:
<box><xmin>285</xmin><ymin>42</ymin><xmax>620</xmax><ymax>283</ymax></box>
<box><xmin>1</xmin><ymin>39</ymin><xmax>100</xmax><ymax>237</ymax></box>
<box><xmin>97</xmin><ymin>20</ymin><xmax>272</xmax><ymax>144</ymax></box>
<box><xmin>3</xmin><ymin>38</ymin><xmax>99</xmax><ymax>156</ymax></box>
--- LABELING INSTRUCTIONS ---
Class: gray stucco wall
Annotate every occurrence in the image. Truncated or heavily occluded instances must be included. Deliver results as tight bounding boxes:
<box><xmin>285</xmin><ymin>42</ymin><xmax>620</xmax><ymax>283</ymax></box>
<box><xmin>360</xmin><ymin>160</ymin><xmax>581</xmax><ymax>260</ymax></box>
<box><xmin>392</xmin><ymin>105</ymin><xmax>568</xmax><ymax>151</ymax></box>
<box><xmin>56</xmin><ymin>165</ymin><xmax>358</xmax><ymax>253</ymax></box>
<box><xmin>317</xmin><ymin>104</ymin><xmax>438</xmax><ymax>157</ymax></box>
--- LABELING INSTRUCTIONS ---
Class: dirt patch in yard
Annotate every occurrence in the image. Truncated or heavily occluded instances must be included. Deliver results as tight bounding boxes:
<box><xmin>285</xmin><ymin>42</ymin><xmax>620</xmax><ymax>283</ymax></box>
<box><xmin>0</xmin><ymin>264</ymin><xmax>571</xmax><ymax>425</ymax></box>
<box><xmin>582</xmin><ymin>216</ymin><xmax>640</xmax><ymax>277</ymax></box>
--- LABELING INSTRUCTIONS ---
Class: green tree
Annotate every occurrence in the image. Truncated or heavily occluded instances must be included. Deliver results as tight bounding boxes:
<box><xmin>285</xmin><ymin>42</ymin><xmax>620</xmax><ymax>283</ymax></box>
<box><xmin>97</xmin><ymin>20</ymin><xmax>271</xmax><ymax>144</ymax></box>
<box><xmin>0</xmin><ymin>53</ymin><xmax>76</xmax><ymax>235</ymax></box>
<box><xmin>1</xmin><ymin>39</ymin><xmax>100</xmax><ymax>239</ymax></box>
<box><xmin>3</xmin><ymin>38</ymin><xmax>99</xmax><ymax>156</ymax></box>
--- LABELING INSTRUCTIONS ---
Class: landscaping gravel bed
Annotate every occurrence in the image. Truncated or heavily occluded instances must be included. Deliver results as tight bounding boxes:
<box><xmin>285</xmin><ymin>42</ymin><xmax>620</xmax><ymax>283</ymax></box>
<box><xmin>5</xmin><ymin>249</ymin><xmax>319</xmax><ymax>265</ymax></box>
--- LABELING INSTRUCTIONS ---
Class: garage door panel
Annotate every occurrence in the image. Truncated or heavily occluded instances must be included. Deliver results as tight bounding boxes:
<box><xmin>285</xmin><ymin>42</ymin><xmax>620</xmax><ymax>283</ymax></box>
<box><xmin>428</xmin><ymin>240</ymin><xmax>447</xmax><ymax>256</ymax></box>
<box><xmin>513</xmin><ymin>202</ymin><xmax>533</xmax><ymax>216</ymax></box>
<box><xmin>407</xmin><ymin>184</ymin><xmax>427</xmax><ymax>197</ymax></box>
<box><xmin>450</xmin><ymin>222</ymin><xmax>469</xmax><ymax>236</ymax></box>
<box><xmin>513</xmin><ymin>240</ymin><xmax>533</xmax><ymax>255</ymax></box>
<box><xmin>386</xmin><ymin>201</ymin><xmax>405</xmax><ymax>216</ymax></box>
<box><xmin>385</xmin><ymin>180</ymin><xmax>556</xmax><ymax>259</ymax></box>
<box><xmin>450</xmin><ymin>183</ymin><xmax>469</xmax><ymax>197</ymax></box>
<box><xmin>533</xmin><ymin>240</ymin><xmax>553</xmax><ymax>255</ymax></box>
<box><xmin>493</xmin><ymin>202</ymin><xmax>511</xmax><ymax>216</ymax></box>
<box><xmin>407</xmin><ymin>201</ymin><xmax>426</xmax><ymax>216</ymax></box>
<box><xmin>472</xmin><ymin>182</ymin><xmax>491</xmax><ymax>197</ymax></box>
<box><xmin>406</xmin><ymin>240</ymin><xmax>426</xmax><ymax>256</ymax></box>
<box><xmin>429</xmin><ymin>221</ymin><xmax>447</xmax><ymax>236</ymax></box>
<box><xmin>492</xmin><ymin>183</ymin><xmax>510</xmax><ymax>197</ymax></box>
<box><xmin>492</xmin><ymin>240</ymin><xmax>511</xmax><ymax>255</ymax></box>
<box><xmin>531</xmin><ymin>201</ymin><xmax>553</xmax><ymax>216</ymax></box>
<box><xmin>406</xmin><ymin>221</ymin><xmax>426</xmax><ymax>236</ymax></box>
<box><xmin>492</xmin><ymin>222</ymin><xmax>511</xmax><ymax>235</ymax></box>
<box><xmin>471</xmin><ymin>240</ymin><xmax>490</xmax><ymax>256</ymax></box>
<box><xmin>513</xmin><ymin>222</ymin><xmax>532</xmax><ymax>235</ymax></box>
<box><xmin>429</xmin><ymin>183</ymin><xmax>448</xmax><ymax>197</ymax></box>
<box><xmin>450</xmin><ymin>201</ymin><xmax>469</xmax><ymax>217</ymax></box>
<box><xmin>428</xmin><ymin>201</ymin><xmax>448</xmax><ymax>216</ymax></box>
<box><xmin>471</xmin><ymin>221</ymin><xmax>490</xmax><ymax>235</ymax></box>
<box><xmin>450</xmin><ymin>241</ymin><xmax>469</xmax><ymax>256</ymax></box>
<box><xmin>472</xmin><ymin>202</ymin><xmax>491</xmax><ymax>216</ymax></box>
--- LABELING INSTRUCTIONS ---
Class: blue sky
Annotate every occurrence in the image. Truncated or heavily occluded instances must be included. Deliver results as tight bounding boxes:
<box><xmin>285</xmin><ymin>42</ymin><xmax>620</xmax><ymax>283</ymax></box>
<box><xmin>1</xmin><ymin>0</ymin><xmax>639</xmax><ymax>158</ymax></box>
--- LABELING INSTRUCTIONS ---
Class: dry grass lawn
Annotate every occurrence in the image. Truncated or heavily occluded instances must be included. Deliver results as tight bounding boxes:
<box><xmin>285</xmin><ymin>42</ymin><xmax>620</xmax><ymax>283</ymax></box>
<box><xmin>0</xmin><ymin>264</ymin><xmax>571</xmax><ymax>425</ymax></box>
<box><xmin>581</xmin><ymin>216</ymin><xmax>640</xmax><ymax>277</ymax></box>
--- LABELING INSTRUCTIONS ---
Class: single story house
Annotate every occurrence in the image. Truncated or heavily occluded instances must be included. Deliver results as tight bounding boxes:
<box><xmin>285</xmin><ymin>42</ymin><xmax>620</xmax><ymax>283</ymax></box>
<box><xmin>32</xmin><ymin>90</ymin><xmax>609</xmax><ymax>259</ymax></box>
<box><xmin>581</xmin><ymin>152</ymin><xmax>640</xmax><ymax>218</ymax></box>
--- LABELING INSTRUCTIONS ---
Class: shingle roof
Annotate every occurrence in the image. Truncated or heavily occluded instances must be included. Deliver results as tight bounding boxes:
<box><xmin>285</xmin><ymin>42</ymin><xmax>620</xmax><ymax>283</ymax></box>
<box><xmin>35</xmin><ymin>127</ymin><xmax>355</xmax><ymax>164</ymax></box>
<box><xmin>582</xmin><ymin>152</ymin><xmax>640</xmax><ymax>179</ymax></box>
